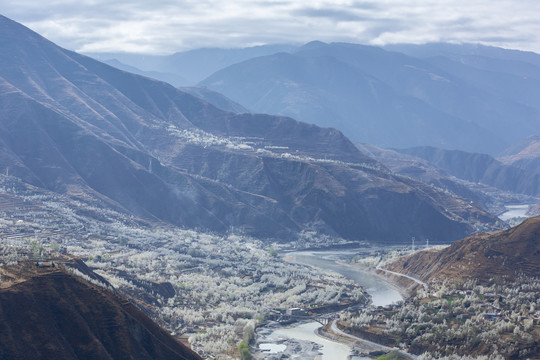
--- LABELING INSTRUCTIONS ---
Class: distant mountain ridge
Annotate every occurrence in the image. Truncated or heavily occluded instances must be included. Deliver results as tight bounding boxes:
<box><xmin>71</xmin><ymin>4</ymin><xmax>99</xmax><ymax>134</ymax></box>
<box><xmin>178</xmin><ymin>86</ymin><xmax>249</xmax><ymax>113</ymax></box>
<box><xmin>356</xmin><ymin>143</ymin><xmax>499</xmax><ymax>212</ymax></box>
<box><xmin>398</xmin><ymin>146</ymin><xmax>540</xmax><ymax>197</ymax></box>
<box><xmin>87</xmin><ymin>44</ymin><xmax>297</xmax><ymax>85</ymax></box>
<box><xmin>102</xmin><ymin>58</ymin><xmax>189</xmax><ymax>86</ymax></box>
<box><xmin>87</xmin><ymin>42</ymin><xmax>540</xmax><ymax>155</ymax></box>
<box><xmin>198</xmin><ymin>41</ymin><xmax>540</xmax><ymax>155</ymax></box>
<box><xmin>0</xmin><ymin>15</ymin><xmax>500</xmax><ymax>243</ymax></box>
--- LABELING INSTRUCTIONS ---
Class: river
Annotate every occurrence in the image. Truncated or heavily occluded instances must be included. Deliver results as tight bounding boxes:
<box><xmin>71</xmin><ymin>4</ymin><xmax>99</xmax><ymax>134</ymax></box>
<box><xmin>288</xmin><ymin>251</ymin><xmax>403</xmax><ymax>307</ymax></box>
<box><xmin>498</xmin><ymin>204</ymin><xmax>530</xmax><ymax>221</ymax></box>
<box><xmin>257</xmin><ymin>249</ymin><xmax>403</xmax><ymax>359</ymax></box>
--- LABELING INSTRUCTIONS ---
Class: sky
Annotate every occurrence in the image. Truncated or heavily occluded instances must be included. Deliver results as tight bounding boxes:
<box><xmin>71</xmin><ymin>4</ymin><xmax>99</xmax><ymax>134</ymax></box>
<box><xmin>2</xmin><ymin>0</ymin><xmax>540</xmax><ymax>54</ymax></box>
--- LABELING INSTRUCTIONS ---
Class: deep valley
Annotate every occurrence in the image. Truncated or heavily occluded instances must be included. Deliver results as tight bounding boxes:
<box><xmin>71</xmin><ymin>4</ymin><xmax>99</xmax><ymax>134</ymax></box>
<box><xmin>1</xmin><ymin>9</ymin><xmax>540</xmax><ymax>360</ymax></box>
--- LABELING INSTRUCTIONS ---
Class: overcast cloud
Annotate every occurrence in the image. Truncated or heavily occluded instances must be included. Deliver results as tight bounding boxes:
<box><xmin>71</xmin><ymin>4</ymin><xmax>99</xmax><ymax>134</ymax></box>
<box><xmin>2</xmin><ymin>0</ymin><xmax>540</xmax><ymax>54</ymax></box>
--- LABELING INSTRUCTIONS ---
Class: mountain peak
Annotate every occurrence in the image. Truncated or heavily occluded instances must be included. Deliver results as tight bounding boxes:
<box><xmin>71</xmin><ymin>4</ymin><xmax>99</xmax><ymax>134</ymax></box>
<box><xmin>297</xmin><ymin>40</ymin><xmax>327</xmax><ymax>51</ymax></box>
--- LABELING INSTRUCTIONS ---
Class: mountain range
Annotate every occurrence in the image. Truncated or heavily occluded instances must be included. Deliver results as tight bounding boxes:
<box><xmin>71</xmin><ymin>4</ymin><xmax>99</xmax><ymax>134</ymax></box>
<box><xmin>93</xmin><ymin>42</ymin><xmax>540</xmax><ymax>157</ymax></box>
<box><xmin>0</xmin><ymin>14</ymin><xmax>501</xmax><ymax>244</ymax></box>
<box><xmin>355</xmin><ymin>143</ymin><xmax>501</xmax><ymax>213</ymax></box>
<box><xmin>199</xmin><ymin>41</ymin><xmax>540</xmax><ymax>155</ymax></box>
<box><xmin>89</xmin><ymin>40</ymin><xmax>540</xmax><ymax>218</ymax></box>
<box><xmin>397</xmin><ymin>146</ymin><xmax>540</xmax><ymax>197</ymax></box>
<box><xmin>87</xmin><ymin>44</ymin><xmax>296</xmax><ymax>86</ymax></box>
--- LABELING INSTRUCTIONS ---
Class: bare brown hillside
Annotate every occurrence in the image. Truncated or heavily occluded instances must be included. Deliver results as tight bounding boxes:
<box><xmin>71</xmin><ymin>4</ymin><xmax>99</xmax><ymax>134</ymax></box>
<box><xmin>0</xmin><ymin>261</ymin><xmax>202</xmax><ymax>360</ymax></box>
<box><xmin>385</xmin><ymin>216</ymin><xmax>540</xmax><ymax>285</ymax></box>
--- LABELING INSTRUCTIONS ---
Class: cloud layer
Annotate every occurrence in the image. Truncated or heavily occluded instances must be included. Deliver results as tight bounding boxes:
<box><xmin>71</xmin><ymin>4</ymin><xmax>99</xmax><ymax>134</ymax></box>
<box><xmin>3</xmin><ymin>0</ymin><xmax>540</xmax><ymax>54</ymax></box>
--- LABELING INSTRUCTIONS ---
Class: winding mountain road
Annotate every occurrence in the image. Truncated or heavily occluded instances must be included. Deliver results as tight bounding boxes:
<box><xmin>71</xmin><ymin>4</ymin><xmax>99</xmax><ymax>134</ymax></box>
<box><xmin>376</xmin><ymin>266</ymin><xmax>428</xmax><ymax>290</ymax></box>
<box><xmin>329</xmin><ymin>320</ymin><xmax>417</xmax><ymax>359</ymax></box>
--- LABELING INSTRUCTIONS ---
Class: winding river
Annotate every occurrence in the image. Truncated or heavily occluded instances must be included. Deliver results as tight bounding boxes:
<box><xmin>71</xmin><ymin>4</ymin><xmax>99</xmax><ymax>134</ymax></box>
<box><xmin>259</xmin><ymin>249</ymin><xmax>403</xmax><ymax>359</ymax></box>
<box><xmin>289</xmin><ymin>251</ymin><xmax>403</xmax><ymax>307</ymax></box>
<box><xmin>258</xmin><ymin>204</ymin><xmax>534</xmax><ymax>358</ymax></box>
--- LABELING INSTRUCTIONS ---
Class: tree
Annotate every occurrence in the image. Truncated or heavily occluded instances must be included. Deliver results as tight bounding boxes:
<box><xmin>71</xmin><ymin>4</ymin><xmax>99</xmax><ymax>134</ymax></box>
<box><xmin>267</xmin><ymin>248</ymin><xmax>278</xmax><ymax>257</ymax></box>
<box><xmin>238</xmin><ymin>340</ymin><xmax>251</xmax><ymax>360</ymax></box>
<box><xmin>243</xmin><ymin>325</ymin><xmax>254</xmax><ymax>343</ymax></box>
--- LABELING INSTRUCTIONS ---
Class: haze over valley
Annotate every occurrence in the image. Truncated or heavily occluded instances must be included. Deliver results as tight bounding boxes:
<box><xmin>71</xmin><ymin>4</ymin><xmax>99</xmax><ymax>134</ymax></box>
<box><xmin>1</xmin><ymin>2</ymin><xmax>540</xmax><ymax>359</ymax></box>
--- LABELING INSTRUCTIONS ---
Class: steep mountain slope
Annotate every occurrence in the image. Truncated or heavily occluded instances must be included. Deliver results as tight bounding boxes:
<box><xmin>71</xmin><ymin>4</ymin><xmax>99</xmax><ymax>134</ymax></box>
<box><xmin>0</xmin><ymin>261</ymin><xmax>201</xmax><ymax>360</ymax></box>
<box><xmin>103</xmin><ymin>58</ymin><xmax>189</xmax><ymax>87</ymax></box>
<box><xmin>356</xmin><ymin>143</ymin><xmax>498</xmax><ymax>212</ymax></box>
<box><xmin>499</xmin><ymin>133</ymin><xmax>540</xmax><ymax>174</ymax></box>
<box><xmin>0</xmin><ymin>15</ymin><xmax>499</xmax><ymax>243</ymax></box>
<box><xmin>419</xmin><ymin>55</ymin><xmax>540</xmax><ymax>116</ymax></box>
<box><xmin>399</xmin><ymin>146</ymin><xmax>540</xmax><ymax>197</ymax></box>
<box><xmin>199</xmin><ymin>45</ymin><xmax>490</xmax><ymax>153</ymax></box>
<box><xmin>200</xmin><ymin>41</ymin><xmax>540</xmax><ymax>155</ymax></box>
<box><xmin>384</xmin><ymin>216</ymin><xmax>540</xmax><ymax>284</ymax></box>
<box><xmin>386</xmin><ymin>43</ymin><xmax>540</xmax><ymax>112</ymax></box>
<box><xmin>498</xmin><ymin>135</ymin><xmax>540</xmax><ymax>216</ymax></box>
<box><xmin>178</xmin><ymin>86</ymin><xmax>249</xmax><ymax>113</ymax></box>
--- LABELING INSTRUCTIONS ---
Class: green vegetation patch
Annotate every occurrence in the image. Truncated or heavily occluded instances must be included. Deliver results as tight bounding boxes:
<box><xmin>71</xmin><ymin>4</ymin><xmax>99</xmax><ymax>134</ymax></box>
<box><xmin>238</xmin><ymin>340</ymin><xmax>251</xmax><ymax>360</ymax></box>
<box><xmin>375</xmin><ymin>350</ymin><xmax>409</xmax><ymax>360</ymax></box>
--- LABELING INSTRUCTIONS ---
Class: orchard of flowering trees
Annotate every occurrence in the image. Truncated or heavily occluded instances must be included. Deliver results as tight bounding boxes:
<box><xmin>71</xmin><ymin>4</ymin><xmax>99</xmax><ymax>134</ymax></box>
<box><xmin>0</xmin><ymin>176</ymin><xmax>368</xmax><ymax>359</ymax></box>
<box><xmin>78</xmin><ymin>231</ymin><xmax>366</xmax><ymax>357</ymax></box>
<box><xmin>340</xmin><ymin>277</ymin><xmax>540</xmax><ymax>359</ymax></box>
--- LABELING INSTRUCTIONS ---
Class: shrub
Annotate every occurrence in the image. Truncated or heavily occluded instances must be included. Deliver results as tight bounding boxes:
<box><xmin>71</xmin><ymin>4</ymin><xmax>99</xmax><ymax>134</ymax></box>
<box><xmin>238</xmin><ymin>340</ymin><xmax>251</xmax><ymax>360</ymax></box>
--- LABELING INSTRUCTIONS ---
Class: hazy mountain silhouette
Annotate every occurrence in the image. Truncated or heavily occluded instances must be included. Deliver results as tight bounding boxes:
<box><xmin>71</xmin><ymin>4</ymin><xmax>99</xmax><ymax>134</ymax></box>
<box><xmin>179</xmin><ymin>86</ymin><xmax>249</xmax><ymax>113</ymax></box>
<box><xmin>399</xmin><ymin>146</ymin><xmax>540</xmax><ymax>197</ymax></box>
<box><xmin>87</xmin><ymin>44</ymin><xmax>297</xmax><ymax>85</ymax></box>
<box><xmin>199</xmin><ymin>41</ymin><xmax>540</xmax><ymax>155</ymax></box>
